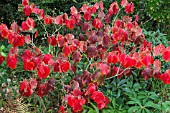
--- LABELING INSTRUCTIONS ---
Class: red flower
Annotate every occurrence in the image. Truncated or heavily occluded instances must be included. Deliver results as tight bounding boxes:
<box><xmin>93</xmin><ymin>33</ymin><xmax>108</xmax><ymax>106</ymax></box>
<box><xmin>125</xmin><ymin>3</ymin><xmax>134</xmax><ymax>14</ymax></box>
<box><xmin>92</xmin><ymin>18</ymin><xmax>103</xmax><ymax>29</ymax></box>
<box><xmin>38</xmin><ymin>65</ymin><xmax>50</xmax><ymax>79</ymax></box>
<box><xmin>60</xmin><ymin>61</ymin><xmax>70</xmax><ymax>72</ymax></box>
<box><xmin>108</xmin><ymin>2</ymin><xmax>119</xmax><ymax>16</ymax></box>
<box><xmin>6</xmin><ymin>55</ymin><xmax>18</xmax><ymax>70</ymax></box>
<box><xmin>160</xmin><ymin>70</ymin><xmax>170</xmax><ymax>84</ymax></box>
<box><xmin>24</xmin><ymin>5</ymin><xmax>32</xmax><ymax>16</ymax></box>
<box><xmin>0</xmin><ymin>54</ymin><xmax>5</xmax><ymax>65</ymax></box>
<box><xmin>44</xmin><ymin>15</ymin><xmax>53</xmax><ymax>25</ymax></box>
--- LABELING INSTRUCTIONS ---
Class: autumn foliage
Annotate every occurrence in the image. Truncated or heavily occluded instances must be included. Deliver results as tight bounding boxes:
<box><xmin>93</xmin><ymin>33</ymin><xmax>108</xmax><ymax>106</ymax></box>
<box><xmin>0</xmin><ymin>0</ymin><xmax>170</xmax><ymax>112</ymax></box>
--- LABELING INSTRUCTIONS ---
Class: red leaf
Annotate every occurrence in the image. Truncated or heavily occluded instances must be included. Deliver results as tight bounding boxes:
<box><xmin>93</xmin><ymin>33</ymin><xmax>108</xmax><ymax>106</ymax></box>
<box><xmin>21</xmin><ymin>21</ymin><xmax>29</xmax><ymax>31</ymax></box>
<box><xmin>10</xmin><ymin>22</ymin><xmax>20</xmax><ymax>33</ymax></box>
<box><xmin>108</xmin><ymin>2</ymin><xmax>119</xmax><ymax>16</ymax></box>
<box><xmin>24</xmin><ymin>5</ymin><xmax>32</xmax><ymax>16</ymax></box>
<box><xmin>142</xmin><ymin>67</ymin><xmax>153</xmax><ymax>80</ymax></box>
<box><xmin>1</xmin><ymin>28</ymin><xmax>9</xmax><ymax>38</ymax></box>
<box><xmin>125</xmin><ymin>3</ymin><xmax>134</xmax><ymax>14</ymax></box>
<box><xmin>63</xmin><ymin>46</ymin><xmax>71</xmax><ymax>57</ymax></box>
<box><xmin>141</xmin><ymin>55</ymin><xmax>154</xmax><ymax>67</ymax></box>
<box><xmin>100</xmin><ymin>63</ymin><xmax>110</xmax><ymax>75</ymax></box>
<box><xmin>43</xmin><ymin>54</ymin><xmax>53</xmax><ymax>64</ymax></box>
<box><xmin>72</xmin><ymin>51</ymin><xmax>82</xmax><ymax>63</ymax></box>
<box><xmin>70</xmin><ymin>6</ymin><xmax>78</xmax><ymax>16</ymax></box>
<box><xmin>65</xmin><ymin>18</ymin><xmax>76</xmax><ymax>29</ymax></box>
<box><xmin>107</xmin><ymin>54</ymin><xmax>118</xmax><ymax>64</ymax></box>
<box><xmin>38</xmin><ymin>65</ymin><xmax>50</xmax><ymax>79</ymax></box>
<box><xmin>0</xmin><ymin>54</ymin><xmax>5</xmax><ymax>65</ymax></box>
<box><xmin>160</xmin><ymin>70</ymin><xmax>170</xmax><ymax>84</ymax></box>
<box><xmin>24</xmin><ymin>61</ymin><xmax>34</xmax><ymax>71</ymax></box>
<box><xmin>99</xmin><ymin>1</ymin><xmax>104</xmax><ymax>10</ymax></box>
<box><xmin>44</xmin><ymin>15</ymin><xmax>52</xmax><ymax>25</ymax></box>
<box><xmin>60</xmin><ymin>61</ymin><xmax>70</xmax><ymax>72</ymax></box>
<box><xmin>153</xmin><ymin>44</ymin><xmax>165</xmax><ymax>56</ymax></box>
<box><xmin>162</xmin><ymin>49</ymin><xmax>170</xmax><ymax>62</ymax></box>
<box><xmin>53</xmin><ymin>62</ymin><xmax>60</xmax><ymax>72</ymax></box>
<box><xmin>121</xmin><ymin>0</ymin><xmax>128</xmax><ymax>7</ymax></box>
<box><xmin>26</xmin><ymin>17</ymin><xmax>35</xmax><ymax>29</ymax></box>
<box><xmin>92</xmin><ymin>18</ymin><xmax>103</xmax><ymax>29</ymax></box>
<box><xmin>22</xmin><ymin>0</ymin><xmax>29</xmax><ymax>6</ymax></box>
<box><xmin>91</xmin><ymin>91</ymin><xmax>105</xmax><ymax>104</ymax></box>
<box><xmin>6</xmin><ymin>55</ymin><xmax>18</xmax><ymax>70</ymax></box>
<box><xmin>153</xmin><ymin>60</ymin><xmax>161</xmax><ymax>74</ymax></box>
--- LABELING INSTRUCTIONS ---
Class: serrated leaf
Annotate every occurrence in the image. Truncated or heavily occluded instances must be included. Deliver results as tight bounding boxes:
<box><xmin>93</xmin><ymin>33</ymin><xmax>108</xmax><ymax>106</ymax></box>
<box><xmin>1</xmin><ymin>45</ymin><xmax>5</xmax><ymax>50</ymax></box>
<box><xmin>90</xmin><ymin>102</ymin><xmax>99</xmax><ymax>113</ymax></box>
<box><xmin>144</xmin><ymin>108</ymin><xmax>151</xmax><ymax>113</ymax></box>
<box><xmin>111</xmin><ymin>98</ymin><xmax>116</xmax><ymax>109</ymax></box>
<box><xmin>145</xmin><ymin>101</ymin><xmax>161</xmax><ymax>110</ymax></box>
<box><xmin>88</xmin><ymin>109</ymin><xmax>96</xmax><ymax>113</ymax></box>
<box><xmin>0</xmin><ymin>52</ymin><xmax>6</xmax><ymax>57</ymax></box>
<box><xmin>118</xmin><ymin>79</ymin><xmax>127</xmax><ymax>86</ymax></box>
<box><xmin>126</xmin><ymin>101</ymin><xmax>136</xmax><ymax>105</ymax></box>
<box><xmin>128</xmin><ymin>106</ymin><xmax>140</xmax><ymax>113</ymax></box>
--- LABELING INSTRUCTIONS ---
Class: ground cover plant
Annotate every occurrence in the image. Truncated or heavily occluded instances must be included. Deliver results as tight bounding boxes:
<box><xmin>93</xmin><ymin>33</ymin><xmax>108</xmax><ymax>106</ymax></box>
<box><xmin>0</xmin><ymin>0</ymin><xmax>170</xmax><ymax>112</ymax></box>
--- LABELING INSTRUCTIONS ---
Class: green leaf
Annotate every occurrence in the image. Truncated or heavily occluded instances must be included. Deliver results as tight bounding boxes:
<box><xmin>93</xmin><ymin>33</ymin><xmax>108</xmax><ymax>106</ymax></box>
<box><xmin>90</xmin><ymin>102</ymin><xmax>99</xmax><ymax>113</ymax></box>
<box><xmin>144</xmin><ymin>108</ymin><xmax>151</xmax><ymax>113</ymax></box>
<box><xmin>88</xmin><ymin>109</ymin><xmax>96</xmax><ymax>113</ymax></box>
<box><xmin>0</xmin><ymin>52</ymin><xmax>6</xmax><ymax>57</ymax></box>
<box><xmin>1</xmin><ymin>45</ymin><xmax>5</xmax><ymax>50</ymax></box>
<box><xmin>128</xmin><ymin>106</ymin><xmax>141</xmax><ymax>113</ymax></box>
<box><xmin>145</xmin><ymin>101</ymin><xmax>161</xmax><ymax>110</ymax></box>
<box><xmin>127</xmin><ymin>101</ymin><xmax>136</xmax><ymax>105</ymax></box>
<box><xmin>111</xmin><ymin>98</ymin><xmax>116</xmax><ymax>109</ymax></box>
<box><xmin>162</xmin><ymin>101</ymin><xmax>170</xmax><ymax>111</ymax></box>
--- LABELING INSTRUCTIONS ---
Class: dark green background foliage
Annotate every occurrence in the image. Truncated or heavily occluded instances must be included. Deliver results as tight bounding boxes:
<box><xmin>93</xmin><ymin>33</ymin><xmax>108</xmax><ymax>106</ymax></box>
<box><xmin>0</xmin><ymin>0</ymin><xmax>170</xmax><ymax>38</ymax></box>
<box><xmin>0</xmin><ymin>0</ymin><xmax>169</xmax><ymax>39</ymax></box>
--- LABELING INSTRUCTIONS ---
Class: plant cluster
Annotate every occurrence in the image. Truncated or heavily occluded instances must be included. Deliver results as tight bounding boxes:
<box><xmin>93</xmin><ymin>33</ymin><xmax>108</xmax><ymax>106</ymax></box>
<box><xmin>0</xmin><ymin>0</ymin><xmax>170</xmax><ymax>112</ymax></box>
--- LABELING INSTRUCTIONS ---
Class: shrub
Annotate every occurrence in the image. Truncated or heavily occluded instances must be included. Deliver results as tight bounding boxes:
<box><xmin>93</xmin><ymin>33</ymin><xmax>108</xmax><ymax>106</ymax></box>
<box><xmin>0</xmin><ymin>0</ymin><xmax>170</xmax><ymax>112</ymax></box>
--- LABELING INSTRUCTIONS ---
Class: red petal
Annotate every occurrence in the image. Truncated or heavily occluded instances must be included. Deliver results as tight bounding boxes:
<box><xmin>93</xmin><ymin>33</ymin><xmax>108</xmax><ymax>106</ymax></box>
<box><xmin>60</xmin><ymin>61</ymin><xmax>70</xmax><ymax>72</ymax></box>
